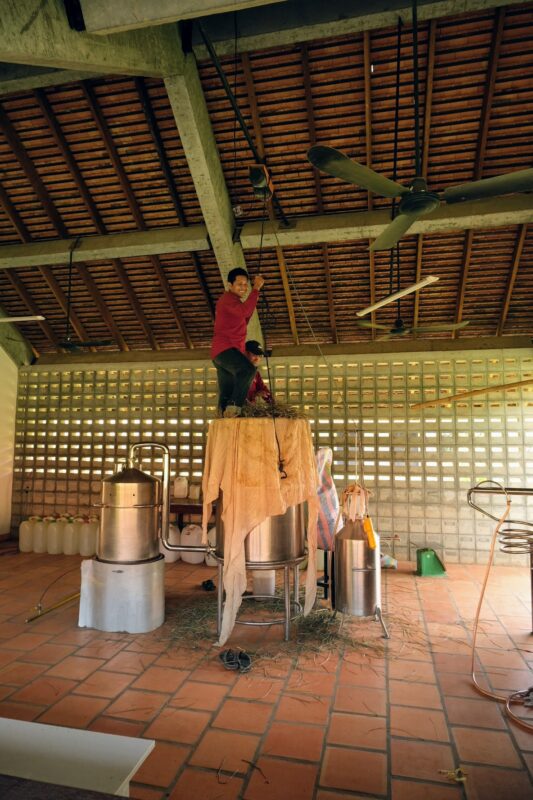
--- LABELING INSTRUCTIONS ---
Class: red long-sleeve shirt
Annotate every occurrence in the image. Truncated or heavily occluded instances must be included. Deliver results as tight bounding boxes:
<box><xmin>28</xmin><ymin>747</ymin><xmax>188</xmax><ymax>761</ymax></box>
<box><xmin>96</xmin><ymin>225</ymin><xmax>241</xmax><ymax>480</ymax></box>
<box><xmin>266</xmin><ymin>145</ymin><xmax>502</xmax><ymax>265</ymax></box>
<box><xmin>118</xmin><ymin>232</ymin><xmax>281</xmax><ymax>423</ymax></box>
<box><xmin>210</xmin><ymin>289</ymin><xmax>259</xmax><ymax>359</ymax></box>
<box><xmin>247</xmin><ymin>370</ymin><xmax>272</xmax><ymax>403</ymax></box>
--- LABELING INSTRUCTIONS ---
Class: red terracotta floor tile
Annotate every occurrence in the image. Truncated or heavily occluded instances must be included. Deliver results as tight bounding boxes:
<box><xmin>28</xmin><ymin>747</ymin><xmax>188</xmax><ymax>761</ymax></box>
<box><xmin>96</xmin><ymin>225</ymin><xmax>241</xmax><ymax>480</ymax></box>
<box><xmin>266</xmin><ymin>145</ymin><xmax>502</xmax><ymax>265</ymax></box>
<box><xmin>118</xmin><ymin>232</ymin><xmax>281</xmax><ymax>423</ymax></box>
<box><xmin>320</xmin><ymin>746</ymin><xmax>387</xmax><ymax>795</ymax></box>
<box><xmin>144</xmin><ymin>706</ymin><xmax>211</xmax><ymax>744</ymax></box>
<box><xmin>18</xmin><ymin>642</ymin><xmax>77</xmax><ymax>664</ymax></box>
<box><xmin>488</xmin><ymin>667</ymin><xmax>533</xmax><ymax>692</ymax></box>
<box><xmin>276</xmin><ymin>693</ymin><xmax>331</xmax><ymax>725</ymax></box>
<box><xmin>133</xmin><ymin>741</ymin><xmax>190</xmax><ymax>787</ymax></box>
<box><xmin>129</xmin><ymin>786</ymin><xmax>166</xmax><ymax>800</ymax></box>
<box><xmin>316</xmin><ymin>792</ymin><xmax>374</xmax><ymax>800</ymax></box>
<box><xmin>334</xmin><ymin>684</ymin><xmax>387</xmax><ymax>716</ymax></box>
<box><xmin>0</xmin><ymin>648</ymin><xmax>25</xmax><ymax>668</ymax></box>
<box><xmin>169</xmin><ymin>679</ymin><xmax>228</xmax><ymax>711</ymax></box>
<box><xmin>391</xmin><ymin>778</ymin><xmax>463</xmax><ymax>799</ymax></box>
<box><xmin>76</xmin><ymin>639</ymin><xmax>128</xmax><ymax>660</ymax></box>
<box><xmin>286</xmin><ymin>669</ymin><xmax>336</xmax><ymax>697</ymax></box>
<box><xmin>437</xmin><ymin>671</ymin><xmax>485</xmax><ymax>699</ymax></box>
<box><xmin>1</xmin><ymin>632</ymin><xmax>52</xmax><ymax>651</ymax></box>
<box><xmin>192</xmin><ymin>663</ymin><xmax>240</xmax><ymax>686</ymax></box>
<box><xmin>213</xmin><ymin>698</ymin><xmax>273</xmax><ymax>734</ymax></box>
<box><xmin>444</xmin><ymin>695</ymin><xmax>507</xmax><ymax>729</ymax></box>
<box><xmin>244</xmin><ymin>756</ymin><xmax>319</xmax><ymax>800</ymax></box>
<box><xmin>389</xmin><ymin>679</ymin><xmax>443</xmax><ymax>709</ymax></box>
<box><xmin>46</xmin><ymin>655</ymin><xmax>106</xmax><ymax>680</ymax></box>
<box><xmin>168</xmin><ymin>767</ymin><xmax>244</xmax><ymax>800</ymax></box>
<box><xmin>190</xmin><ymin>729</ymin><xmax>260</xmax><ymax>773</ymax></box>
<box><xmin>327</xmin><ymin>712</ymin><xmax>387</xmax><ymax>750</ymax></box>
<box><xmin>103</xmin><ymin>688</ymin><xmax>169</xmax><ymax>722</ymax></box>
<box><xmin>73</xmin><ymin>669</ymin><xmax>134</xmax><ymax>698</ymax></box>
<box><xmin>88</xmin><ymin>716</ymin><xmax>146</xmax><ymax>737</ymax></box>
<box><xmin>390</xmin><ymin>705</ymin><xmax>450</xmax><ymax>742</ymax></box>
<box><xmin>130</xmin><ymin>665</ymin><xmax>189</xmax><ymax>694</ymax></box>
<box><xmin>432</xmin><ymin>652</ymin><xmax>475</xmax><ymax>674</ymax></box>
<box><xmin>104</xmin><ymin>651</ymin><xmax>158</xmax><ymax>675</ymax></box>
<box><xmin>296</xmin><ymin>652</ymin><xmax>340</xmax><ymax>673</ymax></box>
<box><xmin>453</xmin><ymin>726</ymin><xmax>522</xmax><ymax>767</ymax></box>
<box><xmin>338</xmin><ymin>661</ymin><xmax>386</xmax><ymax>689</ymax></box>
<box><xmin>0</xmin><ymin>660</ymin><xmax>48</xmax><ymax>686</ymax></box>
<box><xmin>391</xmin><ymin>739</ymin><xmax>455</xmax><ymax>782</ymax></box>
<box><xmin>262</xmin><ymin>721</ymin><xmax>325</xmax><ymax>761</ymax></box>
<box><xmin>464</xmin><ymin>764</ymin><xmax>533</xmax><ymax>800</ymax></box>
<box><xmin>37</xmin><ymin>694</ymin><xmax>110</xmax><ymax>728</ymax></box>
<box><xmin>0</xmin><ymin>699</ymin><xmax>46</xmax><ymax>721</ymax></box>
<box><xmin>476</xmin><ymin>648</ymin><xmax>528</xmax><ymax>671</ymax></box>
<box><xmin>229</xmin><ymin>675</ymin><xmax>283</xmax><ymax>703</ymax></box>
<box><xmin>10</xmin><ymin>675</ymin><xmax>77</xmax><ymax>705</ymax></box>
<box><xmin>389</xmin><ymin>658</ymin><xmax>437</xmax><ymax>683</ymax></box>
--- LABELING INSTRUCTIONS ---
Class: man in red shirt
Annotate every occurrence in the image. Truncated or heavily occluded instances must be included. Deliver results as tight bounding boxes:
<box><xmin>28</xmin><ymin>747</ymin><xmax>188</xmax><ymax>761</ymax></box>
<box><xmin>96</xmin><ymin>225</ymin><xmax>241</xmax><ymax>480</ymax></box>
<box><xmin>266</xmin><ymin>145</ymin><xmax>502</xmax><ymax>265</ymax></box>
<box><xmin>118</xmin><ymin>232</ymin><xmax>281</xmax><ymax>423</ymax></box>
<box><xmin>211</xmin><ymin>267</ymin><xmax>265</xmax><ymax>417</ymax></box>
<box><xmin>245</xmin><ymin>340</ymin><xmax>273</xmax><ymax>404</ymax></box>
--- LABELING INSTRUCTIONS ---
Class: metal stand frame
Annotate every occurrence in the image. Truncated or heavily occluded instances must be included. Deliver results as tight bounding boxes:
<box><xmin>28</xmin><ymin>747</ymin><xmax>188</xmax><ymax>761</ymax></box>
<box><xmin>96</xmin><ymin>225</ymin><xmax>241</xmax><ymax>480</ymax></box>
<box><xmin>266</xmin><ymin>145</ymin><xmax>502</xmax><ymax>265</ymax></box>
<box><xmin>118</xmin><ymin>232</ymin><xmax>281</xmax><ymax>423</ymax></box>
<box><xmin>215</xmin><ymin>555</ymin><xmax>306</xmax><ymax>641</ymax></box>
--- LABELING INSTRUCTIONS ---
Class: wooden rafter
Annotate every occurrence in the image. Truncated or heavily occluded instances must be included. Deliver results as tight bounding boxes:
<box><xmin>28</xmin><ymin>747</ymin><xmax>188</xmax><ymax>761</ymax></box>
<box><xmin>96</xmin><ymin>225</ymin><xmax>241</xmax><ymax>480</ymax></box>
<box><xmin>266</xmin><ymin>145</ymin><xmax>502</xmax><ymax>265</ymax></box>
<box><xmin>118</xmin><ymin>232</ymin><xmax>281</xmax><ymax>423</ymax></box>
<box><xmin>454</xmin><ymin>8</ymin><xmax>505</xmax><ymax>334</ymax></box>
<box><xmin>301</xmin><ymin>43</ymin><xmax>337</xmax><ymax>344</ymax></box>
<box><xmin>135</xmin><ymin>77</ymin><xmax>215</xmax><ymax>320</ymax></box>
<box><xmin>411</xmin><ymin>378</ymin><xmax>533</xmax><ymax>410</ymax></box>
<box><xmin>496</xmin><ymin>223</ymin><xmax>527</xmax><ymax>336</ymax></box>
<box><xmin>241</xmin><ymin>52</ymin><xmax>299</xmax><ymax>346</ymax></box>
<box><xmin>413</xmin><ymin>19</ymin><xmax>437</xmax><ymax>330</ymax></box>
<box><xmin>363</xmin><ymin>30</ymin><xmax>376</xmax><ymax>337</ymax></box>
<box><xmin>35</xmin><ymin>87</ymin><xmax>158</xmax><ymax>351</ymax></box>
<box><xmin>0</xmin><ymin>100</ymin><xmax>127</xmax><ymax>350</ymax></box>
<box><xmin>81</xmin><ymin>80</ymin><xmax>193</xmax><ymax>349</ymax></box>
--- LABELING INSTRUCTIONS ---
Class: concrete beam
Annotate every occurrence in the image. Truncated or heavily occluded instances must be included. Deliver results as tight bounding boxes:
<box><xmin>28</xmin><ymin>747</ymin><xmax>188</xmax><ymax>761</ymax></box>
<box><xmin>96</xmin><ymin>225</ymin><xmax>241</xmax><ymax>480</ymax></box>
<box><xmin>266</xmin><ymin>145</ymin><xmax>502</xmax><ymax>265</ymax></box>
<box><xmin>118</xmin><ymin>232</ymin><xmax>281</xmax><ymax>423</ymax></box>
<box><xmin>0</xmin><ymin>0</ymin><xmax>183</xmax><ymax>76</ymax></box>
<box><xmin>0</xmin><ymin>63</ymin><xmax>102</xmax><ymax>96</ymax></box>
<box><xmin>164</xmin><ymin>54</ymin><xmax>262</xmax><ymax>341</ymax></box>
<box><xmin>192</xmin><ymin>0</ymin><xmax>519</xmax><ymax>59</ymax></box>
<box><xmin>80</xmin><ymin>0</ymin><xmax>288</xmax><ymax>35</ymax></box>
<box><xmin>1</xmin><ymin>195</ymin><xmax>531</xmax><ymax>268</ymax></box>
<box><xmin>240</xmin><ymin>195</ymin><xmax>533</xmax><ymax>249</ymax></box>
<box><xmin>0</xmin><ymin>225</ymin><xmax>210</xmax><ymax>269</ymax></box>
<box><xmin>33</xmin><ymin>334</ymin><xmax>533</xmax><ymax>367</ymax></box>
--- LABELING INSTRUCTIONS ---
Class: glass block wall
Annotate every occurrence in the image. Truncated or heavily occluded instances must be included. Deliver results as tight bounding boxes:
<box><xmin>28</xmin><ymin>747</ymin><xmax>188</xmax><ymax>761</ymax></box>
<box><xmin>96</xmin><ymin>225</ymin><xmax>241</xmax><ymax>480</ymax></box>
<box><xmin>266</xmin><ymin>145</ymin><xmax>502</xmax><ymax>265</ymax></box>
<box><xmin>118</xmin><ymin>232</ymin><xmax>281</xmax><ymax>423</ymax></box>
<box><xmin>12</xmin><ymin>347</ymin><xmax>533</xmax><ymax>565</ymax></box>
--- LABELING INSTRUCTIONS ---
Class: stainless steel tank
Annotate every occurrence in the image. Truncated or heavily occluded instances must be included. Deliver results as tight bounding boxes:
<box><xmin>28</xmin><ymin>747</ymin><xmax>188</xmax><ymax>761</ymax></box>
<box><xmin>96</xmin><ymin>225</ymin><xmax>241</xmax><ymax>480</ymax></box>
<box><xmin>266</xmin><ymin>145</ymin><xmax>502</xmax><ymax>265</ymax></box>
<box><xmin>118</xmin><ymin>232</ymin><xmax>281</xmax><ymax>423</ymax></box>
<box><xmin>98</xmin><ymin>466</ymin><xmax>161</xmax><ymax>563</ymax></box>
<box><xmin>334</xmin><ymin>518</ymin><xmax>381</xmax><ymax>616</ymax></box>
<box><xmin>216</xmin><ymin>501</ymin><xmax>305</xmax><ymax>563</ymax></box>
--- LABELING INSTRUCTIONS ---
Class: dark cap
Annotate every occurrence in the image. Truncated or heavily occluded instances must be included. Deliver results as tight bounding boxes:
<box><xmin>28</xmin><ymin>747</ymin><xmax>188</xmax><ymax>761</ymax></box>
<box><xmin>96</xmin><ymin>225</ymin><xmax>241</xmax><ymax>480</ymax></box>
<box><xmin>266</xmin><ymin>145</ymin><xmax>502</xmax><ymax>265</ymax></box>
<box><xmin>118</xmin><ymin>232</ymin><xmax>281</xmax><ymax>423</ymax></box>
<box><xmin>245</xmin><ymin>340</ymin><xmax>265</xmax><ymax>356</ymax></box>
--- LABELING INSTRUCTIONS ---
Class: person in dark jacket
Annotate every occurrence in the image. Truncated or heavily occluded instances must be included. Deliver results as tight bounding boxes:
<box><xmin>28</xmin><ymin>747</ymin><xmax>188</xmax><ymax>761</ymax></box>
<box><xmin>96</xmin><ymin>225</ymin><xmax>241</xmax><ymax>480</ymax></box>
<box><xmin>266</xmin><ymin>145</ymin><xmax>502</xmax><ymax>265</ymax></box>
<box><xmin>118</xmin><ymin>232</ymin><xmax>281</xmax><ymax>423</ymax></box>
<box><xmin>211</xmin><ymin>267</ymin><xmax>265</xmax><ymax>416</ymax></box>
<box><xmin>245</xmin><ymin>340</ymin><xmax>273</xmax><ymax>404</ymax></box>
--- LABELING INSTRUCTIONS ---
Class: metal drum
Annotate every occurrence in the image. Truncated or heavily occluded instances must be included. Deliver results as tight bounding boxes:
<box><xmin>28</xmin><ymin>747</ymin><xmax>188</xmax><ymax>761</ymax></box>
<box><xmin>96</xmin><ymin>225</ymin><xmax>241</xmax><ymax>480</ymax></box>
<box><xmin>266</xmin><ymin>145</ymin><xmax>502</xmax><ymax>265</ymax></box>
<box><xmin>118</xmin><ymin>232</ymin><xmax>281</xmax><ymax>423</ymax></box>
<box><xmin>334</xmin><ymin>518</ymin><xmax>381</xmax><ymax>616</ymax></box>
<box><xmin>98</xmin><ymin>467</ymin><xmax>161</xmax><ymax>563</ymax></box>
<box><xmin>216</xmin><ymin>502</ymin><xmax>305</xmax><ymax>563</ymax></box>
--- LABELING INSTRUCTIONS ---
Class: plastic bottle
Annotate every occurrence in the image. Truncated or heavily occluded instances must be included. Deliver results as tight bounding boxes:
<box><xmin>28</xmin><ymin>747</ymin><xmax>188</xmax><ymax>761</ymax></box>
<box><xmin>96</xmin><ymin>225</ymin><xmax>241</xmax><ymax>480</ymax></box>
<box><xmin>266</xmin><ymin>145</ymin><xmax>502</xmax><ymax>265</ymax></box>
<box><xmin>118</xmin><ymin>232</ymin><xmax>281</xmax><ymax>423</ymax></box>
<box><xmin>79</xmin><ymin>517</ymin><xmax>97</xmax><ymax>557</ymax></box>
<box><xmin>45</xmin><ymin>515</ymin><xmax>63</xmax><ymax>554</ymax></box>
<box><xmin>62</xmin><ymin>517</ymin><xmax>78</xmax><ymax>555</ymax></box>
<box><xmin>205</xmin><ymin>526</ymin><xmax>217</xmax><ymax>567</ymax></box>
<box><xmin>160</xmin><ymin>523</ymin><xmax>181</xmax><ymax>562</ymax></box>
<box><xmin>180</xmin><ymin>524</ymin><xmax>205</xmax><ymax>564</ymax></box>
<box><xmin>19</xmin><ymin>517</ymin><xmax>36</xmax><ymax>552</ymax></box>
<box><xmin>33</xmin><ymin>518</ymin><xmax>50</xmax><ymax>553</ymax></box>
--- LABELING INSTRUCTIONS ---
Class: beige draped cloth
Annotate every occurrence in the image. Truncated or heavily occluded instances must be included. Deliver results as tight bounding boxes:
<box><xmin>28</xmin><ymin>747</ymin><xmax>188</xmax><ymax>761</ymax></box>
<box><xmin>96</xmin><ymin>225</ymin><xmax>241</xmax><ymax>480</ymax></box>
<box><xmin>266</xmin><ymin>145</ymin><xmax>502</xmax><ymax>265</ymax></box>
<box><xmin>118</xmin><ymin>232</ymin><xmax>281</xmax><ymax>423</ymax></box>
<box><xmin>202</xmin><ymin>418</ymin><xmax>319</xmax><ymax>646</ymax></box>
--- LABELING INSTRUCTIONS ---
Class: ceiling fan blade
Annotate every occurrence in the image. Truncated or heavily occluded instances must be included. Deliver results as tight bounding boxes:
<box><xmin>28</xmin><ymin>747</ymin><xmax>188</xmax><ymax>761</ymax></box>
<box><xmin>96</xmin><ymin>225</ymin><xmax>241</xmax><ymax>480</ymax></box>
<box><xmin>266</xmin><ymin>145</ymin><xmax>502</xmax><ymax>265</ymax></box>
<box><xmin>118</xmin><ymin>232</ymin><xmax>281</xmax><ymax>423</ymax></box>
<box><xmin>376</xmin><ymin>331</ymin><xmax>408</xmax><ymax>341</ymax></box>
<box><xmin>370</xmin><ymin>211</ymin><xmax>421</xmax><ymax>251</ymax></box>
<box><xmin>0</xmin><ymin>315</ymin><xmax>45</xmax><ymax>323</ymax></box>
<box><xmin>443</xmin><ymin>168</ymin><xmax>533</xmax><ymax>205</ymax></box>
<box><xmin>356</xmin><ymin>320</ymin><xmax>392</xmax><ymax>330</ymax></box>
<box><xmin>59</xmin><ymin>339</ymin><xmax>113</xmax><ymax>350</ymax></box>
<box><xmin>412</xmin><ymin>321</ymin><xmax>470</xmax><ymax>333</ymax></box>
<box><xmin>307</xmin><ymin>146</ymin><xmax>406</xmax><ymax>198</ymax></box>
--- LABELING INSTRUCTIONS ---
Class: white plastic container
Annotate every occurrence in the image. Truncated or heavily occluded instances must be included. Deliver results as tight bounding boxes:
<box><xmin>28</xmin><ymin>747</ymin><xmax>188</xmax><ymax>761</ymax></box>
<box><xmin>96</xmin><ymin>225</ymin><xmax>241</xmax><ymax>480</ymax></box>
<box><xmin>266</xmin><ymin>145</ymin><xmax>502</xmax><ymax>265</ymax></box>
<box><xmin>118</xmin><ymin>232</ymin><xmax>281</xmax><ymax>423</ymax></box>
<box><xmin>18</xmin><ymin>519</ymin><xmax>34</xmax><ymax>552</ymax></box>
<box><xmin>173</xmin><ymin>477</ymin><xmax>188</xmax><ymax>498</ymax></box>
<box><xmin>79</xmin><ymin>520</ymin><xmax>97</xmax><ymax>557</ymax></box>
<box><xmin>180</xmin><ymin>524</ymin><xmax>204</xmax><ymax>564</ymax></box>
<box><xmin>205</xmin><ymin>526</ymin><xmax>217</xmax><ymax>567</ymax></box>
<box><xmin>33</xmin><ymin>520</ymin><xmax>47</xmax><ymax>553</ymax></box>
<box><xmin>188</xmin><ymin>483</ymin><xmax>201</xmax><ymax>500</ymax></box>
<box><xmin>46</xmin><ymin>519</ymin><xmax>63</xmax><ymax>554</ymax></box>
<box><xmin>252</xmin><ymin>570</ymin><xmax>276</xmax><ymax>596</ymax></box>
<box><xmin>62</xmin><ymin>521</ymin><xmax>78</xmax><ymax>555</ymax></box>
<box><xmin>159</xmin><ymin>523</ymin><xmax>181</xmax><ymax>562</ymax></box>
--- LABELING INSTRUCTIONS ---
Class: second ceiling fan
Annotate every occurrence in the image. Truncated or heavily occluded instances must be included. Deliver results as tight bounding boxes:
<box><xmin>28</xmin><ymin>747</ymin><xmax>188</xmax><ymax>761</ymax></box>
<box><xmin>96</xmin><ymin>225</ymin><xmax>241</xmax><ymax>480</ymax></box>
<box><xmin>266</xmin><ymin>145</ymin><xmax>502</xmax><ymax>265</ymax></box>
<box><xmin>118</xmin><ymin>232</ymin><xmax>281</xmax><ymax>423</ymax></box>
<box><xmin>307</xmin><ymin>0</ymin><xmax>533</xmax><ymax>252</ymax></box>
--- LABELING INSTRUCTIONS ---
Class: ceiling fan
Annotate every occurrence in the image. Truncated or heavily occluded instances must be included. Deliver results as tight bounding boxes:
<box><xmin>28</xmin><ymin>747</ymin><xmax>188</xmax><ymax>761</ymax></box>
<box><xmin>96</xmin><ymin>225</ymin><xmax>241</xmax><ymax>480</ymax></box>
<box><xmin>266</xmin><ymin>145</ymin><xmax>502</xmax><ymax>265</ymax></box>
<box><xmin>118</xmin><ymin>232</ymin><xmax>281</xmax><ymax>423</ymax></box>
<box><xmin>58</xmin><ymin>239</ymin><xmax>112</xmax><ymax>351</ymax></box>
<box><xmin>307</xmin><ymin>0</ymin><xmax>533</xmax><ymax>253</ymax></box>
<box><xmin>357</xmin><ymin>317</ymin><xmax>469</xmax><ymax>340</ymax></box>
<box><xmin>0</xmin><ymin>315</ymin><xmax>45</xmax><ymax>323</ymax></box>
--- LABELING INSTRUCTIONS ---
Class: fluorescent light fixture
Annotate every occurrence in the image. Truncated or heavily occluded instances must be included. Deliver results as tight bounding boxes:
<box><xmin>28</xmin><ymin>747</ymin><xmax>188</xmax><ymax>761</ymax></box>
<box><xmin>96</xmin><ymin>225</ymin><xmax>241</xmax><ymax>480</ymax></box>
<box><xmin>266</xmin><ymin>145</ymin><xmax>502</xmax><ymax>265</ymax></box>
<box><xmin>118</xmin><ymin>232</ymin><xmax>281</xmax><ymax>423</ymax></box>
<box><xmin>356</xmin><ymin>276</ymin><xmax>439</xmax><ymax>317</ymax></box>
<box><xmin>0</xmin><ymin>315</ymin><xmax>45</xmax><ymax>323</ymax></box>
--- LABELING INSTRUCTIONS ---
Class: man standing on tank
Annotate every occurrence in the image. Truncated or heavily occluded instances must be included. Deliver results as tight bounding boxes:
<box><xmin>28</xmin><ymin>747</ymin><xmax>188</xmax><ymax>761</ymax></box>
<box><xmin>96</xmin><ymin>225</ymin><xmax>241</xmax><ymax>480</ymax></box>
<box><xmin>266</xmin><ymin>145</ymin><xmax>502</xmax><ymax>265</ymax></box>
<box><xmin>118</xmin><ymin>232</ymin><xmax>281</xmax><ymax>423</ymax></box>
<box><xmin>211</xmin><ymin>267</ymin><xmax>265</xmax><ymax>417</ymax></box>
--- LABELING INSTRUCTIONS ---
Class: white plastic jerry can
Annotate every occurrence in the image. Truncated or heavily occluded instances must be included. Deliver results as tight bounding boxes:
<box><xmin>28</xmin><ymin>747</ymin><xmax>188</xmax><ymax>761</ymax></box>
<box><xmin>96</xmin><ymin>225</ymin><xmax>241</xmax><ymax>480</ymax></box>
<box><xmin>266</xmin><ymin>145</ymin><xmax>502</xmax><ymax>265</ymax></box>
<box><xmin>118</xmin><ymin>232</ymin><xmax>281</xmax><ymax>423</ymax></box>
<box><xmin>18</xmin><ymin>518</ymin><xmax>35</xmax><ymax>552</ymax></box>
<box><xmin>180</xmin><ymin>524</ymin><xmax>204</xmax><ymax>564</ymax></box>
<box><xmin>63</xmin><ymin>520</ymin><xmax>78</xmax><ymax>555</ymax></box>
<box><xmin>47</xmin><ymin>518</ymin><xmax>63</xmax><ymax>554</ymax></box>
<box><xmin>33</xmin><ymin>519</ymin><xmax>48</xmax><ymax>553</ymax></box>
<box><xmin>160</xmin><ymin>523</ymin><xmax>181</xmax><ymax>562</ymax></box>
<box><xmin>205</xmin><ymin>526</ymin><xmax>217</xmax><ymax>567</ymax></box>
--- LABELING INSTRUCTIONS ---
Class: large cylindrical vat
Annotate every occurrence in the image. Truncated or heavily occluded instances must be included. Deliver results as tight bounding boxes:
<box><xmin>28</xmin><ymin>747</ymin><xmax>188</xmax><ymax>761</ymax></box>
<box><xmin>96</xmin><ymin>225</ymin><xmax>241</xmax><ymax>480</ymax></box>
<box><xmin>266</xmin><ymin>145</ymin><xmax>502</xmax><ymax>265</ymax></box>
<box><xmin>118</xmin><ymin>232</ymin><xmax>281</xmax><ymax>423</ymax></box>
<box><xmin>98</xmin><ymin>467</ymin><xmax>161</xmax><ymax>563</ymax></box>
<box><xmin>334</xmin><ymin>519</ymin><xmax>381</xmax><ymax>616</ymax></box>
<box><xmin>216</xmin><ymin>501</ymin><xmax>305</xmax><ymax>563</ymax></box>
